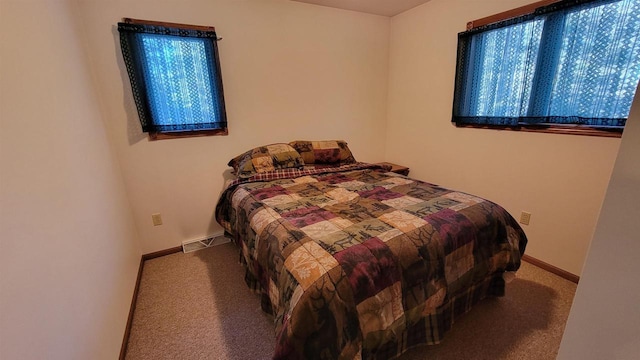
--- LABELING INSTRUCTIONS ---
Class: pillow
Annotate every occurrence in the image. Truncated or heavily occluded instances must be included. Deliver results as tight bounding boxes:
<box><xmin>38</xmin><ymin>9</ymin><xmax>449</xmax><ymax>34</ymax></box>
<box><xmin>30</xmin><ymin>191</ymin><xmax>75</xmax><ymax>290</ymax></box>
<box><xmin>227</xmin><ymin>152</ymin><xmax>246</xmax><ymax>172</ymax></box>
<box><xmin>288</xmin><ymin>140</ymin><xmax>356</xmax><ymax>164</ymax></box>
<box><xmin>229</xmin><ymin>143</ymin><xmax>305</xmax><ymax>178</ymax></box>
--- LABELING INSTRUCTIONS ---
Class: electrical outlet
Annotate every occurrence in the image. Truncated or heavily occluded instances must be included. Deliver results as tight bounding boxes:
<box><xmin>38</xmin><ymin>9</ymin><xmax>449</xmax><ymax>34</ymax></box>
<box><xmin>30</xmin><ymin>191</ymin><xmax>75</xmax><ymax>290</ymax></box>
<box><xmin>151</xmin><ymin>213</ymin><xmax>163</xmax><ymax>226</ymax></box>
<box><xmin>519</xmin><ymin>211</ymin><xmax>531</xmax><ymax>225</ymax></box>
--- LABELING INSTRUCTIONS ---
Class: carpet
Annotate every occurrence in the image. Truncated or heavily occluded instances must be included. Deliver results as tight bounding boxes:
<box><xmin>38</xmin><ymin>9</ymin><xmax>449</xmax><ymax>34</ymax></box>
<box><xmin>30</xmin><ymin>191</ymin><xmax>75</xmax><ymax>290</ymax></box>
<box><xmin>124</xmin><ymin>243</ymin><xmax>576</xmax><ymax>359</ymax></box>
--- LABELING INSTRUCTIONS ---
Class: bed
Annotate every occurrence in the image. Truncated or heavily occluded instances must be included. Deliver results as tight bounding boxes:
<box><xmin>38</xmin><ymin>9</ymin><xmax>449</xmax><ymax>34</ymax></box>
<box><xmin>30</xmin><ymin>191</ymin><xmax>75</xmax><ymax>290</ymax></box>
<box><xmin>215</xmin><ymin>141</ymin><xmax>527</xmax><ymax>360</ymax></box>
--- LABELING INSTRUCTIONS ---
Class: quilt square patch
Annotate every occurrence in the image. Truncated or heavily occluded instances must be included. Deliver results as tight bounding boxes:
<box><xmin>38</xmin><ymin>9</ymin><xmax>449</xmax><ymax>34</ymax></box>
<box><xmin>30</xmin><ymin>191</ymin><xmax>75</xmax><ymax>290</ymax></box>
<box><xmin>270</xmin><ymin>200</ymin><xmax>308</xmax><ymax>214</ymax></box>
<box><xmin>261</xmin><ymin>193</ymin><xmax>302</xmax><ymax>207</ymax></box>
<box><xmin>334</xmin><ymin>180</ymin><xmax>370</xmax><ymax>191</ymax></box>
<box><xmin>403</xmin><ymin>198</ymin><xmax>460</xmax><ymax>218</ymax></box>
<box><xmin>232</xmin><ymin>188</ymin><xmax>251</xmax><ymax>209</ymax></box>
<box><xmin>443</xmin><ymin>192</ymin><xmax>483</xmax><ymax>211</ymax></box>
<box><xmin>378</xmin><ymin>210</ymin><xmax>428</xmax><ymax>233</ymax></box>
<box><xmin>376</xmin><ymin>177</ymin><xmax>415</xmax><ymax>190</ymax></box>
<box><xmin>376</xmin><ymin>228</ymin><xmax>404</xmax><ymax>242</ymax></box>
<box><xmin>343</xmin><ymin>219</ymin><xmax>395</xmax><ymax>243</ymax></box>
<box><xmin>320</xmin><ymin>173</ymin><xmax>352</xmax><ymax>184</ymax></box>
<box><xmin>301</xmin><ymin>195</ymin><xmax>337</xmax><ymax>208</ymax></box>
<box><xmin>381</xmin><ymin>195</ymin><xmax>424</xmax><ymax>209</ymax></box>
<box><xmin>326</xmin><ymin>187</ymin><xmax>360</xmax><ymax>203</ymax></box>
<box><xmin>281</xmin><ymin>206</ymin><xmax>335</xmax><ymax>227</ymax></box>
<box><xmin>334</xmin><ymin>237</ymin><xmax>401</xmax><ymax>304</ymax></box>
<box><xmin>444</xmin><ymin>242</ymin><xmax>475</xmax><ymax>285</ymax></box>
<box><xmin>284</xmin><ymin>241</ymin><xmax>339</xmax><ymax>290</ymax></box>
<box><xmin>425</xmin><ymin>208</ymin><xmax>476</xmax><ymax>254</ymax></box>
<box><xmin>268</xmin><ymin>278</ymin><xmax>280</xmax><ymax>310</ymax></box>
<box><xmin>358</xmin><ymin>187</ymin><xmax>404</xmax><ymax>201</ymax></box>
<box><xmin>301</xmin><ymin>220</ymin><xmax>342</xmax><ymax>239</ymax></box>
<box><xmin>404</xmin><ymin>184</ymin><xmax>449</xmax><ymax>200</ymax></box>
<box><xmin>315</xmin><ymin>230</ymin><xmax>360</xmax><ymax>253</ymax></box>
<box><xmin>250</xmin><ymin>207</ymin><xmax>282</xmax><ymax>237</ymax></box>
<box><xmin>283</xmin><ymin>183</ymin><xmax>326</xmax><ymax>198</ymax></box>
<box><xmin>356</xmin><ymin>282</ymin><xmax>403</xmax><ymax>334</ymax></box>
<box><xmin>328</xmin><ymin>217</ymin><xmax>354</xmax><ymax>230</ymax></box>
<box><xmin>251</xmin><ymin>185</ymin><xmax>289</xmax><ymax>201</ymax></box>
<box><xmin>286</xmin><ymin>285</ymin><xmax>305</xmax><ymax>318</ymax></box>
<box><xmin>324</xmin><ymin>197</ymin><xmax>393</xmax><ymax>223</ymax></box>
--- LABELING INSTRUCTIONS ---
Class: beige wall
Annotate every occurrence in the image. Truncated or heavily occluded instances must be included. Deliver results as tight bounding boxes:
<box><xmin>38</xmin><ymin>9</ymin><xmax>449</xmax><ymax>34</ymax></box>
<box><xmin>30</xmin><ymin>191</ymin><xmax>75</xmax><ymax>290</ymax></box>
<box><xmin>557</xmin><ymin>83</ymin><xmax>640</xmax><ymax>359</ymax></box>
<box><xmin>386</xmin><ymin>0</ymin><xmax>621</xmax><ymax>275</ymax></box>
<box><xmin>0</xmin><ymin>1</ymin><xmax>141</xmax><ymax>359</ymax></box>
<box><xmin>1</xmin><ymin>1</ymin><xmax>631</xmax><ymax>357</ymax></box>
<box><xmin>76</xmin><ymin>0</ymin><xmax>391</xmax><ymax>254</ymax></box>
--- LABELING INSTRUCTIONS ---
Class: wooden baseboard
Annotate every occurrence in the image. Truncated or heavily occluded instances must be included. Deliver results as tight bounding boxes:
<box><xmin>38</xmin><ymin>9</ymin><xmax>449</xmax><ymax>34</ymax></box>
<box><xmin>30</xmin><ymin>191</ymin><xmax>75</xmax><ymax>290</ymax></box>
<box><xmin>119</xmin><ymin>246</ymin><xmax>183</xmax><ymax>359</ymax></box>
<box><xmin>142</xmin><ymin>246</ymin><xmax>183</xmax><ymax>260</ymax></box>
<box><xmin>522</xmin><ymin>254</ymin><xmax>580</xmax><ymax>284</ymax></box>
<box><xmin>119</xmin><ymin>257</ymin><xmax>144</xmax><ymax>360</ymax></box>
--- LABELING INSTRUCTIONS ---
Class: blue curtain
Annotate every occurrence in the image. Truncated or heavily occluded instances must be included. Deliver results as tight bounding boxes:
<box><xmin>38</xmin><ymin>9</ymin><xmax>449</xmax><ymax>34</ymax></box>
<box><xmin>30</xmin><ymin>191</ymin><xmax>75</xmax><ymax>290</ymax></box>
<box><xmin>118</xmin><ymin>22</ymin><xmax>227</xmax><ymax>133</ymax></box>
<box><xmin>453</xmin><ymin>0</ymin><xmax>640</xmax><ymax>128</ymax></box>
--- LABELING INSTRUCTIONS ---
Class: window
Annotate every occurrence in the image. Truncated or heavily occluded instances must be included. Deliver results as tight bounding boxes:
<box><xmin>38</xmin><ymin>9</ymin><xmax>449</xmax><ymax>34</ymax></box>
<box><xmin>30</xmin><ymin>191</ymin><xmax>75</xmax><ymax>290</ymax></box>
<box><xmin>452</xmin><ymin>0</ymin><xmax>640</xmax><ymax>136</ymax></box>
<box><xmin>118</xmin><ymin>18</ymin><xmax>227</xmax><ymax>139</ymax></box>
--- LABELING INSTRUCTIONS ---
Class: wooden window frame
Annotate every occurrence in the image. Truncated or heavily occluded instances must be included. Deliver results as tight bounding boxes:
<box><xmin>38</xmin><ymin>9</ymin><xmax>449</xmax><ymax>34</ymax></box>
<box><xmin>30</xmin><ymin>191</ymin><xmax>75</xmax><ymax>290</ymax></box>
<box><xmin>149</xmin><ymin>128</ymin><xmax>228</xmax><ymax>140</ymax></box>
<box><xmin>467</xmin><ymin>0</ymin><xmax>561</xmax><ymax>30</ymax></box>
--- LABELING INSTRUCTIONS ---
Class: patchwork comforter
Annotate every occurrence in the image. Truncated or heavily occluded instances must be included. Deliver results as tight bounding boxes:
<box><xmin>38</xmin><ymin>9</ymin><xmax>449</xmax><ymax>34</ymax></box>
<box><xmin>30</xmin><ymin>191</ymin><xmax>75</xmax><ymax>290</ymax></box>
<box><xmin>215</xmin><ymin>163</ymin><xmax>527</xmax><ymax>360</ymax></box>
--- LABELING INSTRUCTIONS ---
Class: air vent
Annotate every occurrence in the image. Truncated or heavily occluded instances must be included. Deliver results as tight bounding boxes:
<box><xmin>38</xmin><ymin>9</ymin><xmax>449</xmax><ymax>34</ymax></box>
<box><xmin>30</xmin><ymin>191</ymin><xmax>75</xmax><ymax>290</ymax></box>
<box><xmin>182</xmin><ymin>233</ymin><xmax>231</xmax><ymax>253</ymax></box>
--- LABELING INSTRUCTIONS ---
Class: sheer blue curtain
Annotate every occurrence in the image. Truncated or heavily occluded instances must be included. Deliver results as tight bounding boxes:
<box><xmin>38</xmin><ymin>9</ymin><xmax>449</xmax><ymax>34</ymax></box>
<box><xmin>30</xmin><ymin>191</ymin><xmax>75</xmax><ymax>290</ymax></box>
<box><xmin>453</xmin><ymin>0</ymin><xmax>640</xmax><ymax>128</ymax></box>
<box><xmin>140</xmin><ymin>34</ymin><xmax>219</xmax><ymax>130</ymax></box>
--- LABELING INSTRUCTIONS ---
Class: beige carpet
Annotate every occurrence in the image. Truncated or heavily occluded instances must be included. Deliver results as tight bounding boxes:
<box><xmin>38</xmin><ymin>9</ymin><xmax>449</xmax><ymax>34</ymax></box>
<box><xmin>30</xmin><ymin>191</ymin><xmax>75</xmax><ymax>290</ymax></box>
<box><xmin>124</xmin><ymin>243</ymin><xmax>576</xmax><ymax>360</ymax></box>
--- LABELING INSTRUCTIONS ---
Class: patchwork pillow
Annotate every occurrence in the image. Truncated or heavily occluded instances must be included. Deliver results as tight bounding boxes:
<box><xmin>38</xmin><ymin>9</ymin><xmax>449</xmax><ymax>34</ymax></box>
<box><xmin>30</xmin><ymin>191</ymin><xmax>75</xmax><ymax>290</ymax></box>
<box><xmin>227</xmin><ymin>152</ymin><xmax>246</xmax><ymax>172</ymax></box>
<box><xmin>229</xmin><ymin>143</ymin><xmax>305</xmax><ymax>178</ymax></box>
<box><xmin>289</xmin><ymin>140</ymin><xmax>356</xmax><ymax>164</ymax></box>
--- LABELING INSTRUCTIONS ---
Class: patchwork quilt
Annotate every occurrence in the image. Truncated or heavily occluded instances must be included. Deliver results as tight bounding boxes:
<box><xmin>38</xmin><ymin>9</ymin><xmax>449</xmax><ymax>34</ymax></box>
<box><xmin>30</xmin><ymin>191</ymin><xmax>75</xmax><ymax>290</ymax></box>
<box><xmin>215</xmin><ymin>163</ymin><xmax>527</xmax><ymax>360</ymax></box>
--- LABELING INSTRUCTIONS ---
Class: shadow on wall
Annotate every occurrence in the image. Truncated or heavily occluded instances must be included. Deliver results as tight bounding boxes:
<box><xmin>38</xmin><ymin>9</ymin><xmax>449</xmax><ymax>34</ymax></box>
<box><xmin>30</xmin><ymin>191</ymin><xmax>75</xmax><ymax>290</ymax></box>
<box><xmin>111</xmin><ymin>26</ymin><xmax>147</xmax><ymax>146</ymax></box>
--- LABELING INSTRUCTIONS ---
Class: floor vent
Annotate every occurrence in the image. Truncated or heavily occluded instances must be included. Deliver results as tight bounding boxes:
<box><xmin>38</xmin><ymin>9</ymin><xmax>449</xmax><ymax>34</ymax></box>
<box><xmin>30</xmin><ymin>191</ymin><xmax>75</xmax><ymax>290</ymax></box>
<box><xmin>182</xmin><ymin>234</ymin><xmax>231</xmax><ymax>253</ymax></box>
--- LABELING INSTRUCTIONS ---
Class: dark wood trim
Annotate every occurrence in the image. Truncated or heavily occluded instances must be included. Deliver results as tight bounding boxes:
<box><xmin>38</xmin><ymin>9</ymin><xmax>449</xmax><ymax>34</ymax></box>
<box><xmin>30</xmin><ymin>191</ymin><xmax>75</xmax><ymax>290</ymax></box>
<box><xmin>149</xmin><ymin>128</ymin><xmax>228</xmax><ymax>141</ymax></box>
<box><xmin>455</xmin><ymin>123</ymin><xmax>623</xmax><ymax>138</ymax></box>
<box><xmin>522</xmin><ymin>254</ymin><xmax>580</xmax><ymax>284</ymax></box>
<box><xmin>142</xmin><ymin>246</ymin><xmax>183</xmax><ymax>260</ymax></box>
<box><xmin>467</xmin><ymin>0</ymin><xmax>561</xmax><ymax>29</ymax></box>
<box><xmin>122</xmin><ymin>18</ymin><xmax>216</xmax><ymax>32</ymax></box>
<box><xmin>119</xmin><ymin>257</ymin><xmax>145</xmax><ymax>360</ymax></box>
<box><xmin>518</xmin><ymin>125</ymin><xmax>623</xmax><ymax>138</ymax></box>
<box><xmin>120</xmin><ymin>246</ymin><xmax>183</xmax><ymax>359</ymax></box>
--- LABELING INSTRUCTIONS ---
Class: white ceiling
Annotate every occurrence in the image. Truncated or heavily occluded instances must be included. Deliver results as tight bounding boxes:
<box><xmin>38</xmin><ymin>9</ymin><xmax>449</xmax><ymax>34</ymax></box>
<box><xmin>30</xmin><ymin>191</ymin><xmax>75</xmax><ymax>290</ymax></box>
<box><xmin>290</xmin><ymin>0</ymin><xmax>432</xmax><ymax>17</ymax></box>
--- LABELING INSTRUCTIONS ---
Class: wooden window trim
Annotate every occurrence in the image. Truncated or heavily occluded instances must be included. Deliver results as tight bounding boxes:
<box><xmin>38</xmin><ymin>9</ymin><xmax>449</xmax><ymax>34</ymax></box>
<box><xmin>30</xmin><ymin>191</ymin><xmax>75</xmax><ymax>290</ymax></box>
<box><xmin>123</xmin><ymin>18</ymin><xmax>216</xmax><ymax>32</ymax></box>
<box><xmin>467</xmin><ymin>0</ymin><xmax>561</xmax><ymax>29</ymax></box>
<box><xmin>455</xmin><ymin>123</ymin><xmax>623</xmax><ymax>138</ymax></box>
<box><xmin>149</xmin><ymin>128</ymin><xmax>229</xmax><ymax>141</ymax></box>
